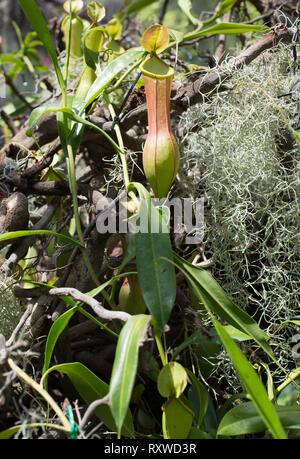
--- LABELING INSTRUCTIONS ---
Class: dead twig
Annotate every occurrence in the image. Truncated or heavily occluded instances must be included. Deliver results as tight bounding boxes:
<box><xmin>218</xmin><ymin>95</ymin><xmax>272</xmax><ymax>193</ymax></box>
<box><xmin>79</xmin><ymin>395</ymin><xmax>109</xmax><ymax>431</ymax></box>
<box><xmin>49</xmin><ymin>287</ymin><xmax>131</xmax><ymax>323</ymax></box>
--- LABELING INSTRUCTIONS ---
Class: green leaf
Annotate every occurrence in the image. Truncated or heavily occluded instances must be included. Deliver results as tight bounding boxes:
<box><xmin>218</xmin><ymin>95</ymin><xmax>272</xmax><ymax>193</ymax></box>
<box><xmin>129</xmin><ymin>183</ymin><xmax>176</xmax><ymax>331</ymax></box>
<box><xmin>218</xmin><ymin>401</ymin><xmax>300</xmax><ymax>436</ymax></box>
<box><xmin>221</xmin><ymin>325</ymin><xmax>251</xmax><ymax>342</ymax></box>
<box><xmin>63</xmin><ymin>0</ymin><xmax>83</xmax><ymax>14</ymax></box>
<box><xmin>141</xmin><ymin>25</ymin><xmax>169</xmax><ymax>54</ymax></box>
<box><xmin>187</xmin><ymin>426</ymin><xmax>214</xmax><ymax>439</ymax></box>
<box><xmin>177</xmin><ymin>0</ymin><xmax>198</xmax><ymax>26</ymax></box>
<box><xmin>216</xmin><ymin>392</ymin><xmax>249</xmax><ymax>423</ymax></box>
<box><xmin>185</xmin><ymin>369</ymin><xmax>209</xmax><ymax>428</ymax></box>
<box><xmin>0</xmin><ymin>54</ymin><xmax>26</xmax><ymax>68</ymax></box>
<box><xmin>157</xmin><ymin>362</ymin><xmax>188</xmax><ymax>398</ymax></box>
<box><xmin>170</xmin><ymin>330</ymin><xmax>200</xmax><ymax>361</ymax></box>
<box><xmin>281</xmin><ymin>318</ymin><xmax>300</xmax><ymax>327</ymax></box>
<box><xmin>277</xmin><ymin>384</ymin><xmax>300</xmax><ymax>407</ymax></box>
<box><xmin>168</xmin><ymin>28</ymin><xmax>184</xmax><ymax>64</ymax></box>
<box><xmin>26</xmin><ymin>105</ymin><xmax>122</xmax><ymax>155</ymax></box>
<box><xmin>212</xmin><ymin>320</ymin><xmax>287</xmax><ymax>439</ymax></box>
<box><xmin>42</xmin><ymin>362</ymin><xmax>135</xmax><ymax>437</ymax></box>
<box><xmin>0</xmin><ymin>423</ymin><xmax>69</xmax><ymax>439</ymax></box>
<box><xmin>173</xmin><ymin>253</ymin><xmax>275</xmax><ymax>362</ymax></box>
<box><xmin>42</xmin><ymin>305</ymin><xmax>78</xmax><ymax>379</ymax></box>
<box><xmin>81</xmin><ymin>47</ymin><xmax>145</xmax><ymax>112</ymax></box>
<box><xmin>109</xmin><ymin>314</ymin><xmax>149</xmax><ymax>437</ymax></box>
<box><xmin>0</xmin><ymin>426</ymin><xmax>23</xmax><ymax>439</ymax></box>
<box><xmin>17</xmin><ymin>0</ymin><xmax>65</xmax><ymax>92</ymax></box>
<box><xmin>162</xmin><ymin>398</ymin><xmax>194</xmax><ymax>439</ymax></box>
<box><xmin>83</xmin><ymin>26</ymin><xmax>105</xmax><ymax>70</ymax></box>
<box><xmin>0</xmin><ymin>229</ymin><xmax>84</xmax><ymax>249</ymax></box>
<box><xmin>184</xmin><ymin>22</ymin><xmax>269</xmax><ymax>42</ymax></box>
<box><xmin>87</xmin><ymin>1</ymin><xmax>105</xmax><ymax>23</ymax></box>
<box><xmin>202</xmin><ymin>0</ymin><xmax>239</xmax><ymax>26</ymax></box>
<box><xmin>105</xmin><ymin>18</ymin><xmax>123</xmax><ymax>40</ymax></box>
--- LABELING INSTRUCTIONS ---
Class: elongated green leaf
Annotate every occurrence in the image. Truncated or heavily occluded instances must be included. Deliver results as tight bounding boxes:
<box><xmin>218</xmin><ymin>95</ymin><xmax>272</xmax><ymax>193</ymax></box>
<box><xmin>168</xmin><ymin>28</ymin><xmax>184</xmax><ymax>65</ymax></box>
<box><xmin>203</xmin><ymin>0</ymin><xmax>239</xmax><ymax>26</ymax></box>
<box><xmin>212</xmin><ymin>319</ymin><xmax>287</xmax><ymax>439</ymax></box>
<box><xmin>0</xmin><ymin>425</ymin><xmax>24</xmax><ymax>440</ymax></box>
<box><xmin>42</xmin><ymin>305</ymin><xmax>78</xmax><ymax>378</ymax></box>
<box><xmin>184</xmin><ymin>22</ymin><xmax>269</xmax><ymax>42</ymax></box>
<box><xmin>0</xmin><ymin>55</ymin><xmax>26</xmax><ymax>67</ymax></box>
<box><xmin>0</xmin><ymin>229</ymin><xmax>84</xmax><ymax>249</ymax></box>
<box><xmin>26</xmin><ymin>105</ymin><xmax>122</xmax><ymax>154</ymax></box>
<box><xmin>185</xmin><ymin>369</ymin><xmax>209</xmax><ymax>428</ymax></box>
<box><xmin>17</xmin><ymin>0</ymin><xmax>65</xmax><ymax>91</ymax></box>
<box><xmin>218</xmin><ymin>401</ymin><xmax>300</xmax><ymax>436</ymax></box>
<box><xmin>81</xmin><ymin>48</ymin><xmax>145</xmax><ymax>112</ymax></box>
<box><xmin>178</xmin><ymin>0</ymin><xmax>198</xmax><ymax>26</ymax></box>
<box><xmin>170</xmin><ymin>330</ymin><xmax>200</xmax><ymax>361</ymax></box>
<box><xmin>173</xmin><ymin>253</ymin><xmax>275</xmax><ymax>362</ymax></box>
<box><xmin>129</xmin><ymin>183</ymin><xmax>176</xmax><ymax>331</ymax></box>
<box><xmin>43</xmin><ymin>362</ymin><xmax>135</xmax><ymax>437</ymax></box>
<box><xmin>0</xmin><ymin>423</ymin><xmax>68</xmax><ymax>439</ymax></box>
<box><xmin>277</xmin><ymin>383</ymin><xmax>300</xmax><ymax>407</ymax></box>
<box><xmin>109</xmin><ymin>314</ymin><xmax>149</xmax><ymax>437</ymax></box>
<box><xmin>221</xmin><ymin>325</ymin><xmax>251</xmax><ymax>342</ymax></box>
<box><xmin>216</xmin><ymin>392</ymin><xmax>249</xmax><ymax>423</ymax></box>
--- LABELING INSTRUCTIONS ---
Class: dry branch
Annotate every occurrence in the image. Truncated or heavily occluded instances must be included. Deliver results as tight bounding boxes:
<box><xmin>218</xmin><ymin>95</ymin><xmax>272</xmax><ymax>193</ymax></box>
<box><xmin>49</xmin><ymin>287</ymin><xmax>131</xmax><ymax>323</ymax></box>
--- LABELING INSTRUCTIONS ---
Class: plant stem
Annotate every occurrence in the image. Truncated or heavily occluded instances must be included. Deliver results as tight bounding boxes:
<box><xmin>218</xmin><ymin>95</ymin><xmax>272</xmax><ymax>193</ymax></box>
<box><xmin>103</xmin><ymin>91</ymin><xmax>139</xmax><ymax>207</ymax></box>
<box><xmin>60</xmin><ymin>15</ymin><xmax>100</xmax><ymax>287</ymax></box>
<box><xmin>109</xmin><ymin>56</ymin><xmax>145</xmax><ymax>92</ymax></box>
<box><xmin>275</xmin><ymin>367</ymin><xmax>300</xmax><ymax>395</ymax></box>
<box><xmin>66</xmin><ymin>143</ymin><xmax>100</xmax><ymax>286</ymax></box>
<box><xmin>155</xmin><ymin>332</ymin><xmax>168</xmax><ymax>366</ymax></box>
<box><xmin>104</xmin><ymin>92</ymin><xmax>130</xmax><ymax>186</ymax></box>
<box><xmin>64</xmin><ymin>0</ymin><xmax>73</xmax><ymax>85</ymax></box>
<box><xmin>7</xmin><ymin>358</ymin><xmax>71</xmax><ymax>432</ymax></box>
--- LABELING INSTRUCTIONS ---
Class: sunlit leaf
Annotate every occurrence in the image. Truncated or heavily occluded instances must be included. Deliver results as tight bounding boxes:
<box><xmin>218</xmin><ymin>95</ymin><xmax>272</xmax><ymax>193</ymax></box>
<box><xmin>203</xmin><ymin>0</ymin><xmax>239</xmax><ymax>26</ymax></box>
<box><xmin>157</xmin><ymin>362</ymin><xmax>188</xmax><ymax>398</ymax></box>
<box><xmin>0</xmin><ymin>229</ymin><xmax>84</xmax><ymax>249</ymax></box>
<box><xmin>177</xmin><ymin>0</ymin><xmax>198</xmax><ymax>26</ymax></box>
<box><xmin>212</xmin><ymin>319</ymin><xmax>287</xmax><ymax>439</ymax></box>
<box><xmin>141</xmin><ymin>24</ymin><xmax>169</xmax><ymax>54</ymax></box>
<box><xmin>128</xmin><ymin>183</ymin><xmax>176</xmax><ymax>331</ymax></box>
<box><xmin>218</xmin><ymin>401</ymin><xmax>300</xmax><ymax>436</ymax></box>
<box><xmin>109</xmin><ymin>314</ymin><xmax>149</xmax><ymax>437</ymax></box>
<box><xmin>18</xmin><ymin>0</ymin><xmax>65</xmax><ymax>91</ymax></box>
<box><xmin>87</xmin><ymin>1</ymin><xmax>105</xmax><ymax>23</ymax></box>
<box><xmin>173</xmin><ymin>253</ymin><xmax>275</xmax><ymax>362</ymax></box>
<box><xmin>184</xmin><ymin>22</ymin><xmax>269</xmax><ymax>42</ymax></box>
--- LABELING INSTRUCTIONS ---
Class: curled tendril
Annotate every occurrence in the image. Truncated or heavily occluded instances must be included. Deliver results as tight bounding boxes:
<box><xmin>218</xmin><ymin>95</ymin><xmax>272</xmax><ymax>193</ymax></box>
<box><xmin>101</xmin><ymin>48</ymin><xmax>114</xmax><ymax>63</ymax></box>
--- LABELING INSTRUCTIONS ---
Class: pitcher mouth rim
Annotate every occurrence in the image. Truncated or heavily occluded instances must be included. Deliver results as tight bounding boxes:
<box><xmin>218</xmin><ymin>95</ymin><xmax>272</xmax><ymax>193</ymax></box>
<box><xmin>139</xmin><ymin>55</ymin><xmax>174</xmax><ymax>79</ymax></box>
